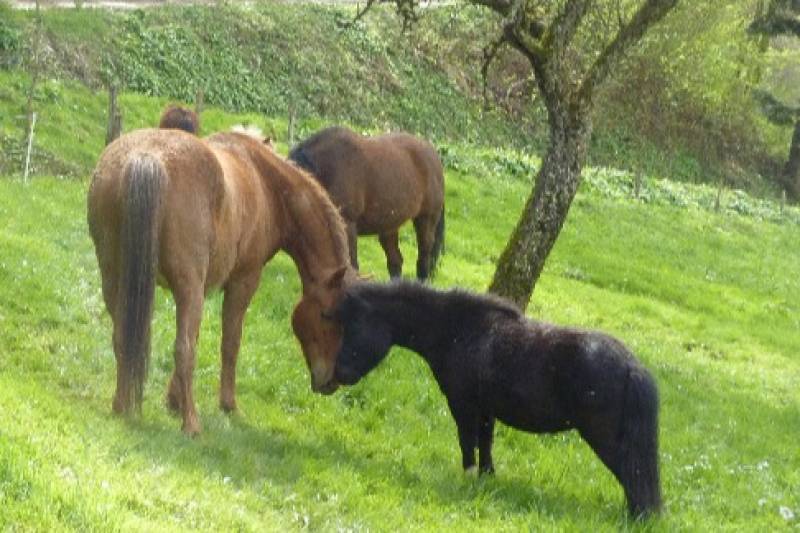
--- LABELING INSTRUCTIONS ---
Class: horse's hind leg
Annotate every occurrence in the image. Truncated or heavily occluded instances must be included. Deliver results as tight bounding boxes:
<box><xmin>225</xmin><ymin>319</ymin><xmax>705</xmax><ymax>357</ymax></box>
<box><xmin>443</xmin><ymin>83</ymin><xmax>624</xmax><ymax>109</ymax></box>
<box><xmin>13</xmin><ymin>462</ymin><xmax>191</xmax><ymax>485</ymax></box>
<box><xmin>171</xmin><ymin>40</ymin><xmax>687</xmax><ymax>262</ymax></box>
<box><xmin>219</xmin><ymin>273</ymin><xmax>260</xmax><ymax>413</ymax></box>
<box><xmin>167</xmin><ymin>283</ymin><xmax>205</xmax><ymax>436</ymax></box>
<box><xmin>96</xmin><ymin>249</ymin><xmax>130</xmax><ymax>414</ymax></box>
<box><xmin>412</xmin><ymin>215</ymin><xmax>436</xmax><ymax>281</ymax></box>
<box><xmin>378</xmin><ymin>230</ymin><xmax>403</xmax><ymax>278</ymax></box>
<box><xmin>579</xmin><ymin>421</ymin><xmax>628</xmax><ymax>509</ymax></box>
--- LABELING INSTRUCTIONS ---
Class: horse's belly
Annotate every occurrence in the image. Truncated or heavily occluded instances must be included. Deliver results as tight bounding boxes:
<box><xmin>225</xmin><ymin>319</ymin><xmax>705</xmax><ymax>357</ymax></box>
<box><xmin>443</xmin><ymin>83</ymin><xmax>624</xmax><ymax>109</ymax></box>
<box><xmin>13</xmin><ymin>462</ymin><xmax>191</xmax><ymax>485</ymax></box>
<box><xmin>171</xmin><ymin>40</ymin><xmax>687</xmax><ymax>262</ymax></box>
<box><xmin>356</xmin><ymin>203</ymin><xmax>418</xmax><ymax>235</ymax></box>
<box><xmin>491</xmin><ymin>391</ymin><xmax>572</xmax><ymax>434</ymax></box>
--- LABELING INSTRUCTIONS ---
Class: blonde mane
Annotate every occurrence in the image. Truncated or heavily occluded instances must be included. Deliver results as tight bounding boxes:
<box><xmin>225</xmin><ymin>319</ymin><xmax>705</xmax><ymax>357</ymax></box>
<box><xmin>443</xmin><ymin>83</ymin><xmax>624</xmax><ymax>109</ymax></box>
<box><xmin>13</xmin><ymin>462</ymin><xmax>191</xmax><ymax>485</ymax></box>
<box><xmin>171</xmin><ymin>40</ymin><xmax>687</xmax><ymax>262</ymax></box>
<box><xmin>231</xmin><ymin>124</ymin><xmax>265</xmax><ymax>140</ymax></box>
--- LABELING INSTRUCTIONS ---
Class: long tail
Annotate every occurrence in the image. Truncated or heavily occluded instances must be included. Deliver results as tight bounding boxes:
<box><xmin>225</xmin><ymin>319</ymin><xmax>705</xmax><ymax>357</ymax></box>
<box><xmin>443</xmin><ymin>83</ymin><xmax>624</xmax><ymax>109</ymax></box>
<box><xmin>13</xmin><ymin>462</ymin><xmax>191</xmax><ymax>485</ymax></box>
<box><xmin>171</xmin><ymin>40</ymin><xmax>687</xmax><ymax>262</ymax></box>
<box><xmin>117</xmin><ymin>154</ymin><xmax>164</xmax><ymax>411</ymax></box>
<box><xmin>620</xmin><ymin>366</ymin><xmax>662</xmax><ymax>517</ymax></box>
<box><xmin>429</xmin><ymin>204</ymin><xmax>445</xmax><ymax>277</ymax></box>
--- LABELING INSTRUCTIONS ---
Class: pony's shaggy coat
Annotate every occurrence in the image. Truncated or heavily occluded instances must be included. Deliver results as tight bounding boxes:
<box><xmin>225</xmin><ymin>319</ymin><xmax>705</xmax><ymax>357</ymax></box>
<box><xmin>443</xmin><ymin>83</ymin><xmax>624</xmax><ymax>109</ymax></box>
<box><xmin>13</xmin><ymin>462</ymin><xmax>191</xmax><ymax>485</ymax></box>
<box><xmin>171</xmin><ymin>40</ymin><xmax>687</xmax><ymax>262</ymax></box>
<box><xmin>334</xmin><ymin>281</ymin><xmax>661</xmax><ymax>517</ymax></box>
<box><xmin>289</xmin><ymin>126</ymin><xmax>445</xmax><ymax>280</ymax></box>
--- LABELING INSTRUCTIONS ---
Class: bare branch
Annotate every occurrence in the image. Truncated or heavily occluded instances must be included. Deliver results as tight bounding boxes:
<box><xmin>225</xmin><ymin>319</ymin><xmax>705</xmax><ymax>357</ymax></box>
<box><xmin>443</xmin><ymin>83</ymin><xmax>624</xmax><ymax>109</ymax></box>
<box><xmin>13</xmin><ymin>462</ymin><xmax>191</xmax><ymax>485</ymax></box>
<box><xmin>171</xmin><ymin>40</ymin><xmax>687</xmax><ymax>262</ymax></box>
<box><xmin>750</xmin><ymin>14</ymin><xmax>800</xmax><ymax>37</ymax></box>
<box><xmin>504</xmin><ymin>0</ymin><xmax>548</xmax><ymax>62</ymax></box>
<box><xmin>481</xmin><ymin>34</ymin><xmax>509</xmax><ymax>109</ymax></box>
<box><xmin>339</xmin><ymin>0</ymin><xmax>378</xmax><ymax>29</ymax></box>
<box><xmin>577</xmin><ymin>0</ymin><xmax>678</xmax><ymax>108</ymax></box>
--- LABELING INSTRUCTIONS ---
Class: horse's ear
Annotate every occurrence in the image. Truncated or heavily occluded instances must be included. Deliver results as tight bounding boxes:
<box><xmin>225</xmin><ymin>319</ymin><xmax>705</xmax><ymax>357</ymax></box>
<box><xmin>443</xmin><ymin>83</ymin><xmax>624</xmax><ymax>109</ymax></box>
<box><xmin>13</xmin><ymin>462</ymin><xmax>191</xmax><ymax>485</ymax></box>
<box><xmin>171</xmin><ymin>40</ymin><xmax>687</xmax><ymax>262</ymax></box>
<box><xmin>326</xmin><ymin>266</ymin><xmax>348</xmax><ymax>289</ymax></box>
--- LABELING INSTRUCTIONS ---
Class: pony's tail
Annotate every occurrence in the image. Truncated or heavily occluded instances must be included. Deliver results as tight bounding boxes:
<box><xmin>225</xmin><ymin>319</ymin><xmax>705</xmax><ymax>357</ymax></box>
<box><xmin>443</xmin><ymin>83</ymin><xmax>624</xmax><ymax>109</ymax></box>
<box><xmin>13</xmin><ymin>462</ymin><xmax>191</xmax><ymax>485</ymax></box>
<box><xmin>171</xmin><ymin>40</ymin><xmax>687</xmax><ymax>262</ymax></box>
<box><xmin>117</xmin><ymin>154</ymin><xmax>164</xmax><ymax>412</ymax></box>
<box><xmin>429</xmin><ymin>204</ymin><xmax>445</xmax><ymax>277</ymax></box>
<box><xmin>620</xmin><ymin>367</ymin><xmax>662</xmax><ymax>518</ymax></box>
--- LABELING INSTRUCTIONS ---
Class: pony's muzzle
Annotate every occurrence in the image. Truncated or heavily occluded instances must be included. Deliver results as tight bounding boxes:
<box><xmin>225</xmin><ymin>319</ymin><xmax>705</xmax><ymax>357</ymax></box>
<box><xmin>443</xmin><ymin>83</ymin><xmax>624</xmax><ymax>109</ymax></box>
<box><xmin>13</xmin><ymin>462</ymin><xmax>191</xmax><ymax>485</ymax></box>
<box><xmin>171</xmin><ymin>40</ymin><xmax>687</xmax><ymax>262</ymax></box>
<box><xmin>312</xmin><ymin>377</ymin><xmax>339</xmax><ymax>395</ymax></box>
<box><xmin>334</xmin><ymin>365</ymin><xmax>360</xmax><ymax>386</ymax></box>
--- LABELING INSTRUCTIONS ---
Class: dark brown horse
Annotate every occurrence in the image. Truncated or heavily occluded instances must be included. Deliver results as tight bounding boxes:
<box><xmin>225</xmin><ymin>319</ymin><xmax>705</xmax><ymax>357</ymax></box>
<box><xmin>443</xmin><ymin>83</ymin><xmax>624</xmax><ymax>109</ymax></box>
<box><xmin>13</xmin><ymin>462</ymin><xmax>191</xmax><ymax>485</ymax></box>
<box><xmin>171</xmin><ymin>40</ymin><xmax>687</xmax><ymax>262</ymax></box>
<box><xmin>159</xmin><ymin>105</ymin><xmax>200</xmax><ymax>134</ymax></box>
<box><xmin>290</xmin><ymin>126</ymin><xmax>445</xmax><ymax>280</ymax></box>
<box><xmin>87</xmin><ymin>128</ymin><xmax>355</xmax><ymax>435</ymax></box>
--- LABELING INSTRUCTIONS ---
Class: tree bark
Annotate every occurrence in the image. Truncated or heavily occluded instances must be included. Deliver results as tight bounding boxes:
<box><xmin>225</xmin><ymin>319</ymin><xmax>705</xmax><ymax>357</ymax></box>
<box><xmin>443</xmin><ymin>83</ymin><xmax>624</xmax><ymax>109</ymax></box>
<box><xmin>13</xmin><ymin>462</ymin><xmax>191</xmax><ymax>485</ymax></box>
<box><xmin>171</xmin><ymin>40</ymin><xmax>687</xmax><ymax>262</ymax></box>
<box><xmin>784</xmin><ymin>118</ymin><xmax>800</xmax><ymax>202</ymax></box>
<box><xmin>488</xmin><ymin>111</ymin><xmax>591</xmax><ymax>308</ymax></box>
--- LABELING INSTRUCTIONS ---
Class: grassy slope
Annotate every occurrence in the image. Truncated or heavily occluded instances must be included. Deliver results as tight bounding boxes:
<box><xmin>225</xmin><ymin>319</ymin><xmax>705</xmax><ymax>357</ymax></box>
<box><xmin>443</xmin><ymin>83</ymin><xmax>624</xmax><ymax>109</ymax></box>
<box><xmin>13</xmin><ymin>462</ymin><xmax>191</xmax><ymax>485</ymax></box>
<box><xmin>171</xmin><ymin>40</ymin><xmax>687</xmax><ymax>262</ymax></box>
<box><xmin>1</xmin><ymin>133</ymin><xmax>799</xmax><ymax>531</ymax></box>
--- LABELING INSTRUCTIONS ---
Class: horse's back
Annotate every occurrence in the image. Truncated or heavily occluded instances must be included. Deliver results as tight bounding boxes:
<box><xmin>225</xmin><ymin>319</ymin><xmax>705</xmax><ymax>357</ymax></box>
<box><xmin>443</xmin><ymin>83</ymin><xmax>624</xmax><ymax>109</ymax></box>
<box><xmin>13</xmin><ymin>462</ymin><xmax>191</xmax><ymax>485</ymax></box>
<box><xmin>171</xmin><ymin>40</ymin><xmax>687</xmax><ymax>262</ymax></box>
<box><xmin>291</xmin><ymin>127</ymin><xmax>443</xmax><ymax>233</ymax></box>
<box><xmin>89</xmin><ymin>129</ymin><xmax>219</xmax><ymax>239</ymax></box>
<box><xmin>479</xmin><ymin>319</ymin><xmax>639</xmax><ymax>432</ymax></box>
<box><xmin>88</xmin><ymin>129</ymin><xmax>273</xmax><ymax>292</ymax></box>
<box><xmin>382</xmin><ymin>133</ymin><xmax>444</xmax><ymax>210</ymax></box>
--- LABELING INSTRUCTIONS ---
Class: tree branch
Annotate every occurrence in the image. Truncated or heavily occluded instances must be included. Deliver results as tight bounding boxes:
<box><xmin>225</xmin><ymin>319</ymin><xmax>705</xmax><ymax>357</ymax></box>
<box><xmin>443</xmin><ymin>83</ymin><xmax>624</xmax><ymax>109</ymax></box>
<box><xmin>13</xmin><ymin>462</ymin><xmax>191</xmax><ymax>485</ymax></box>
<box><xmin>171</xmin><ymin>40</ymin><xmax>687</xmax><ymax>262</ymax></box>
<box><xmin>481</xmin><ymin>34</ymin><xmax>509</xmax><ymax>109</ymax></box>
<box><xmin>542</xmin><ymin>0</ymin><xmax>592</xmax><ymax>57</ymax></box>
<box><xmin>750</xmin><ymin>0</ymin><xmax>800</xmax><ymax>37</ymax></box>
<box><xmin>754</xmin><ymin>89</ymin><xmax>800</xmax><ymax>126</ymax></box>
<box><xmin>750</xmin><ymin>14</ymin><xmax>800</xmax><ymax>37</ymax></box>
<box><xmin>340</xmin><ymin>0</ymin><xmax>378</xmax><ymax>29</ymax></box>
<box><xmin>577</xmin><ymin>0</ymin><xmax>678</xmax><ymax>108</ymax></box>
<box><xmin>504</xmin><ymin>0</ymin><xmax>548</xmax><ymax>63</ymax></box>
<box><xmin>470</xmin><ymin>0</ymin><xmax>513</xmax><ymax>17</ymax></box>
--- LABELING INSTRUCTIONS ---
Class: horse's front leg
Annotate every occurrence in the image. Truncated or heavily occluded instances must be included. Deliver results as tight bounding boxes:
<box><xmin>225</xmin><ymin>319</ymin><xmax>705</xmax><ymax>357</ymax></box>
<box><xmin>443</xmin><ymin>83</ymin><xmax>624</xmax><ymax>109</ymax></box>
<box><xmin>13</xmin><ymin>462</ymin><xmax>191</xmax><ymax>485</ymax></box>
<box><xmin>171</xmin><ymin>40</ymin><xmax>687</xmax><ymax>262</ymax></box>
<box><xmin>478</xmin><ymin>415</ymin><xmax>495</xmax><ymax>475</ymax></box>
<box><xmin>346</xmin><ymin>222</ymin><xmax>360</xmax><ymax>271</ymax></box>
<box><xmin>378</xmin><ymin>230</ymin><xmax>403</xmax><ymax>279</ymax></box>
<box><xmin>448</xmin><ymin>397</ymin><xmax>479</xmax><ymax>473</ymax></box>
<box><xmin>219</xmin><ymin>273</ymin><xmax>260</xmax><ymax>413</ymax></box>
<box><xmin>167</xmin><ymin>284</ymin><xmax>205</xmax><ymax>436</ymax></box>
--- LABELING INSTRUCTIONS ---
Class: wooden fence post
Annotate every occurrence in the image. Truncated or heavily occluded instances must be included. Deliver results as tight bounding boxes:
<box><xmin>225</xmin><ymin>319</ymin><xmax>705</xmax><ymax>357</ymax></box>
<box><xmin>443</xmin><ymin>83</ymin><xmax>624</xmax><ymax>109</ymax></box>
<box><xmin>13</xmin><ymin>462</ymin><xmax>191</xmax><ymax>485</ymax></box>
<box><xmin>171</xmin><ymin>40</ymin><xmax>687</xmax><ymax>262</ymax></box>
<box><xmin>106</xmin><ymin>85</ymin><xmax>122</xmax><ymax>145</ymax></box>
<box><xmin>23</xmin><ymin>111</ymin><xmax>37</xmax><ymax>183</ymax></box>
<box><xmin>194</xmin><ymin>89</ymin><xmax>204</xmax><ymax>116</ymax></box>
<box><xmin>288</xmin><ymin>105</ymin><xmax>296</xmax><ymax>146</ymax></box>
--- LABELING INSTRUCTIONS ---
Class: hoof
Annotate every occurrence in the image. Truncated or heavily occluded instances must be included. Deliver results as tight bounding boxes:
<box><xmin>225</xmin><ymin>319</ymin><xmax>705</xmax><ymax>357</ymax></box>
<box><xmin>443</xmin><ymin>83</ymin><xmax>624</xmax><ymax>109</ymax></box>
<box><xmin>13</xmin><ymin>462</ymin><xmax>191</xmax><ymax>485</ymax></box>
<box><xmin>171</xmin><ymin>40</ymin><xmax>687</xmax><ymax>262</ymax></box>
<box><xmin>182</xmin><ymin>418</ymin><xmax>202</xmax><ymax>437</ymax></box>
<box><xmin>166</xmin><ymin>392</ymin><xmax>181</xmax><ymax>413</ymax></box>
<box><xmin>112</xmin><ymin>395</ymin><xmax>131</xmax><ymax>416</ymax></box>
<box><xmin>464</xmin><ymin>465</ymin><xmax>478</xmax><ymax>477</ymax></box>
<box><xmin>220</xmin><ymin>399</ymin><xmax>237</xmax><ymax>413</ymax></box>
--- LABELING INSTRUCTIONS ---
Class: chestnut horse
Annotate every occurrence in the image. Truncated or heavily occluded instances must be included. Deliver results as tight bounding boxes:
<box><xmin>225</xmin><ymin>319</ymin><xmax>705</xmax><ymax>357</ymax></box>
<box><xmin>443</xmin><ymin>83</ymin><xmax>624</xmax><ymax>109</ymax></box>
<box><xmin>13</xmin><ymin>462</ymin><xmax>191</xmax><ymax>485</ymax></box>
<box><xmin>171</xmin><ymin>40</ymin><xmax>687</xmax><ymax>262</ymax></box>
<box><xmin>87</xmin><ymin>128</ymin><xmax>354</xmax><ymax>435</ymax></box>
<box><xmin>289</xmin><ymin>126</ymin><xmax>445</xmax><ymax>280</ymax></box>
<box><xmin>159</xmin><ymin>105</ymin><xmax>199</xmax><ymax>134</ymax></box>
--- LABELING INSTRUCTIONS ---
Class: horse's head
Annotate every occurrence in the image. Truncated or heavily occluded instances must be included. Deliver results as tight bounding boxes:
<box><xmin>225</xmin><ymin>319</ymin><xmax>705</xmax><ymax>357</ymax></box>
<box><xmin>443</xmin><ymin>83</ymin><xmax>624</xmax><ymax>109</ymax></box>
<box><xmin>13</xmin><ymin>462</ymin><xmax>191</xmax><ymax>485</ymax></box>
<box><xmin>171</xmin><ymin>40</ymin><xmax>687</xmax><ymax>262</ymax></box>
<box><xmin>291</xmin><ymin>266</ymin><xmax>349</xmax><ymax>395</ymax></box>
<box><xmin>159</xmin><ymin>105</ymin><xmax>199</xmax><ymax>134</ymax></box>
<box><xmin>333</xmin><ymin>286</ymin><xmax>394</xmax><ymax>386</ymax></box>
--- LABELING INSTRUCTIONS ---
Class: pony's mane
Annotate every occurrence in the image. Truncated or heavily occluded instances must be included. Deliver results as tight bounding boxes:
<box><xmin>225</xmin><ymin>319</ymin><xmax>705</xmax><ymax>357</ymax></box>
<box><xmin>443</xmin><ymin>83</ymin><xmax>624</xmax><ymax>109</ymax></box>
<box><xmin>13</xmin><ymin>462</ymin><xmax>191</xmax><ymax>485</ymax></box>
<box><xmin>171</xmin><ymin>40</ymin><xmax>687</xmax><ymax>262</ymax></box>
<box><xmin>352</xmin><ymin>280</ymin><xmax>522</xmax><ymax>320</ymax></box>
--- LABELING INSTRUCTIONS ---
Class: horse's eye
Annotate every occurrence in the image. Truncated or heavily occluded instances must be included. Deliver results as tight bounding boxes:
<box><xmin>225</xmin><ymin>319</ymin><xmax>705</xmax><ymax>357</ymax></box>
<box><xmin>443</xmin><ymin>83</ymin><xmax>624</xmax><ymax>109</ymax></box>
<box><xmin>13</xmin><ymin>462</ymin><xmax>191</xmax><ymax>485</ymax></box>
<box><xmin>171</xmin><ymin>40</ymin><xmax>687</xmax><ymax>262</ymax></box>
<box><xmin>320</xmin><ymin>309</ymin><xmax>335</xmax><ymax>320</ymax></box>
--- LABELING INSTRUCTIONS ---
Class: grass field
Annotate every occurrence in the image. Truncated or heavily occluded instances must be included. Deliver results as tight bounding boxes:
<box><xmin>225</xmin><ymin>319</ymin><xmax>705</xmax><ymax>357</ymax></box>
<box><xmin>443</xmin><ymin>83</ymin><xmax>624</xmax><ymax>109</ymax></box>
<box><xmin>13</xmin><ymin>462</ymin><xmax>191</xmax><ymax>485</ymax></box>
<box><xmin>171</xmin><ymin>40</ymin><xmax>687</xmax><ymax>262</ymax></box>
<box><xmin>1</xmin><ymin>141</ymin><xmax>798</xmax><ymax>530</ymax></box>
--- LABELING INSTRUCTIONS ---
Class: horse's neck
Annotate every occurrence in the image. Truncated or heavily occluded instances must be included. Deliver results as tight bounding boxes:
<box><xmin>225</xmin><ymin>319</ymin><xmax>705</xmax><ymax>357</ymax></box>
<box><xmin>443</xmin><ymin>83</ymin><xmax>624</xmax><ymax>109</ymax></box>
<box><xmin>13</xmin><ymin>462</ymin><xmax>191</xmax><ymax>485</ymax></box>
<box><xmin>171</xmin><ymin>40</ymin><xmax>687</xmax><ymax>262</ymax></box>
<box><xmin>275</xmin><ymin>169</ymin><xmax>349</xmax><ymax>287</ymax></box>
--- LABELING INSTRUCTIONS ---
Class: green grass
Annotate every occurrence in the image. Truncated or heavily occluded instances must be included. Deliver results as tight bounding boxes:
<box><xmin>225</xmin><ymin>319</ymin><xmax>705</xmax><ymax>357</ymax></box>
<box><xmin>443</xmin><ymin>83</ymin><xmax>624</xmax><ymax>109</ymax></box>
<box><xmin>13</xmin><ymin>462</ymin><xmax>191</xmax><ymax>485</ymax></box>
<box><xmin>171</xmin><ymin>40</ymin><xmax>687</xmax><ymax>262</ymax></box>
<box><xmin>1</xmin><ymin>147</ymin><xmax>798</xmax><ymax>531</ymax></box>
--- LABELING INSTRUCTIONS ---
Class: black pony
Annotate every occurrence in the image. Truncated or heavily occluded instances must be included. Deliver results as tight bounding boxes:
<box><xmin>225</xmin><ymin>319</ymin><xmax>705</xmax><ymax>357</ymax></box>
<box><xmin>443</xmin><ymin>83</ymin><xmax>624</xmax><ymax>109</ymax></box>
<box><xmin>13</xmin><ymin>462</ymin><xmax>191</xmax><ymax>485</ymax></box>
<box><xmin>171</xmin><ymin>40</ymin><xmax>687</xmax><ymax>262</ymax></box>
<box><xmin>333</xmin><ymin>281</ymin><xmax>661</xmax><ymax>517</ymax></box>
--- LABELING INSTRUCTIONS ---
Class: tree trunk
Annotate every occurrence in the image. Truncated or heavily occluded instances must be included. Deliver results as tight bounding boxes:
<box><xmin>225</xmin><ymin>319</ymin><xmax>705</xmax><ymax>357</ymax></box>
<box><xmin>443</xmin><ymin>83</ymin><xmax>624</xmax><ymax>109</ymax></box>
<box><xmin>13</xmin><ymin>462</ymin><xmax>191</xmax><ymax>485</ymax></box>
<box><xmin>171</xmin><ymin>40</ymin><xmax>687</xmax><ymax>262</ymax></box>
<box><xmin>489</xmin><ymin>113</ymin><xmax>591</xmax><ymax>309</ymax></box>
<box><xmin>783</xmin><ymin>118</ymin><xmax>800</xmax><ymax>202</ymax></box>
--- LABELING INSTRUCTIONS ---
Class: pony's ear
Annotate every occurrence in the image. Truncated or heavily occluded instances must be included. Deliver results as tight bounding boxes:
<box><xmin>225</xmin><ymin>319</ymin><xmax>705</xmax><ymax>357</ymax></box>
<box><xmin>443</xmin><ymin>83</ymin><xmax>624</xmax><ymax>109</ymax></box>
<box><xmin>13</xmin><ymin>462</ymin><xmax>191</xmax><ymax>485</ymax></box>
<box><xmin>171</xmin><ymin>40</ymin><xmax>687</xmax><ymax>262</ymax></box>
<box><xmin>338</xmin><ymin>292</ymin><xmax>368</xmax><ymax>320</ymax></box>
<box><xmin>326</xmin><ymin>266</ymin><xmax>348</xmax><ymax>289</ymax></box>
